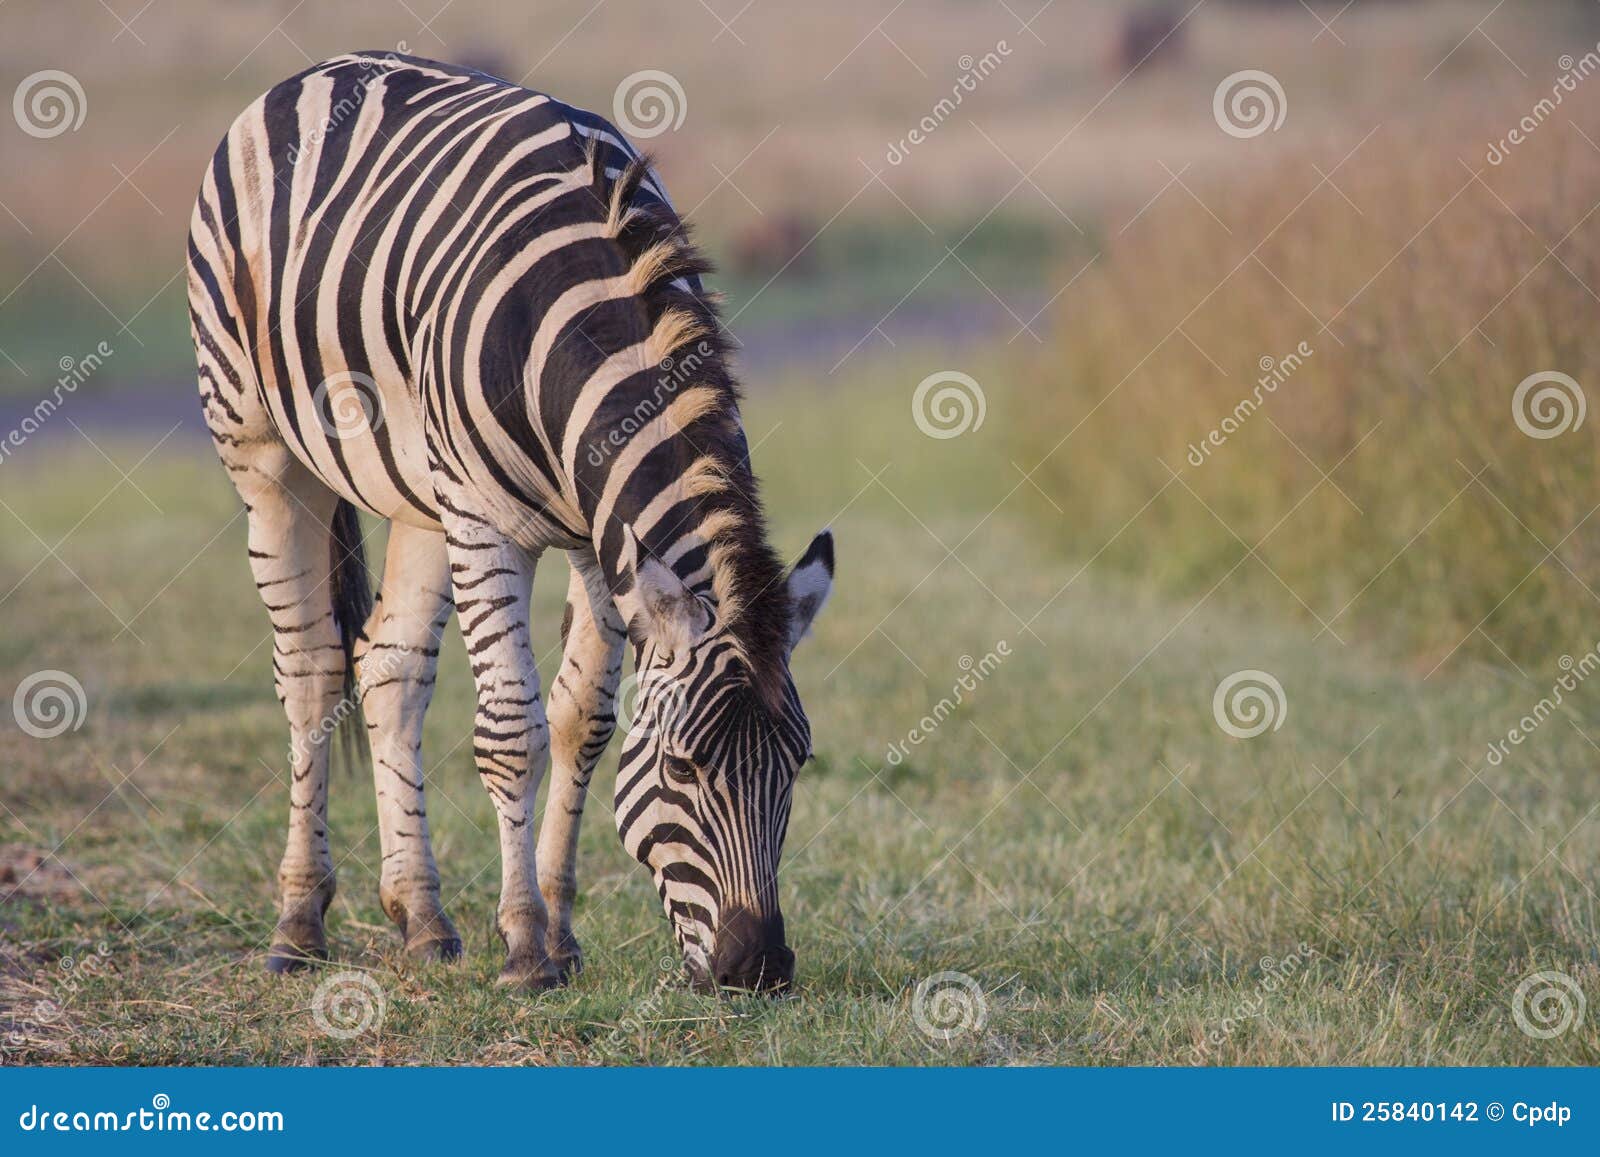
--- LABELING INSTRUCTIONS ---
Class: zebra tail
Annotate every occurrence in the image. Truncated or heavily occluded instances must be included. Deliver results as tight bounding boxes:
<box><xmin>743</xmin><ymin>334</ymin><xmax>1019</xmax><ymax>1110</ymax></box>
<box><xmin>329</xmin><ymin>498</ymin><xmax>374</xmax><ymax>774</ymax></box>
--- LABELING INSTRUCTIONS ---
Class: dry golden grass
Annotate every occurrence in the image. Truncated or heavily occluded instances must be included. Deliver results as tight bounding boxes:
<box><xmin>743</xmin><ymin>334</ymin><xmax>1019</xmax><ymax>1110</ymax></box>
<box><xmin>1014</xmin><ymin>101</ymin><xmax>1600</xmax><ymax>671</ymax></box>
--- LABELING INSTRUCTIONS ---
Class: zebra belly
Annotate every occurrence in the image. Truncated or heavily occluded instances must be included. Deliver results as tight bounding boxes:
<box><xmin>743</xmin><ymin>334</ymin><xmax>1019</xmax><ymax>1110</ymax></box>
<box><xmin>244</xmin><ymin>362</ymin><xmax>590</xmax><ymax>559</ymax></box>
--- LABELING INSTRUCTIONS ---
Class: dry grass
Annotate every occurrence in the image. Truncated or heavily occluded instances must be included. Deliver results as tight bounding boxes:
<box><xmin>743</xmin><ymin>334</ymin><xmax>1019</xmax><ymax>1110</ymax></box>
<box><xmin>1013</xmin><ymin>100</ymin><xmax>1600</xmax><ymax>672</ymax></box>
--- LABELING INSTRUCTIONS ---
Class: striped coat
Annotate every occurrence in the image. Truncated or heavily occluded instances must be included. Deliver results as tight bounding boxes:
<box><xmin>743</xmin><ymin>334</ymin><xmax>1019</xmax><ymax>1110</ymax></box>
<box><xmin>187</xmin><ymin>52</ymin><xmax>834</xmax><ymax>990</ymax></box>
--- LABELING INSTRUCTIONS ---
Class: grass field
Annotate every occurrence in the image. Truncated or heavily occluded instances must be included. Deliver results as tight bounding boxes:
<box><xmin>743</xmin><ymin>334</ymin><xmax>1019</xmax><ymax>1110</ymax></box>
<box><xmin>3</xmin><ymin>362</ymin><xmax>1598</xmax><ymax>1066</ymax></box>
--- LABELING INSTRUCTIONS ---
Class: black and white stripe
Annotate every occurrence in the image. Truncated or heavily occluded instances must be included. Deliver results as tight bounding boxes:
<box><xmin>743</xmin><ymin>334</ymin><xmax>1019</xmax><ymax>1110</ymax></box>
<box><xmin>187</xmin><ymin>52</ymin><xmax>834</xmax><ymax>990</ymax></box>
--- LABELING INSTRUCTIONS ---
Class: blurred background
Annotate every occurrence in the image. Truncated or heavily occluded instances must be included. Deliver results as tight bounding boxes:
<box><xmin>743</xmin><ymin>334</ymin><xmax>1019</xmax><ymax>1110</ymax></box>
<box><xmin>4</xmin><ymin>1</ymin><xmax>1600</xmax><ymax>1065</ymax></box>
<box><xmin>5</xmin><ymin>1</ymin><xmax>1596</xmax><ymax>389</ymax></box>
<box><xmin>7</xmin><ymin>0</ymin><xmax>1600</xmax><ymax>665</ymax></box>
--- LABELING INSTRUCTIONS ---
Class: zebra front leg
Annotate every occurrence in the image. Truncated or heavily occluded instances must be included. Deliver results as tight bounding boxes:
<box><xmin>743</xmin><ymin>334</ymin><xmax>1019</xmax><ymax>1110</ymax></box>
<box><xmin>357</xmin><ymin>522</ymin><xmax>461</xmax><ymax>963</ymax></box>
<box><xmin>537</xmin><ymin>550</ymin><xmax>626</xmax><ymax>980</ymax></box>
<box><xmin>233</xmin><ymin>444</ymin><xmax>347</xmax><ymax>973</ymax></box>
<box><xmin>439</xmin><ymin>496</ymin><xmax>558</xmax><ymax>989</ymax></box>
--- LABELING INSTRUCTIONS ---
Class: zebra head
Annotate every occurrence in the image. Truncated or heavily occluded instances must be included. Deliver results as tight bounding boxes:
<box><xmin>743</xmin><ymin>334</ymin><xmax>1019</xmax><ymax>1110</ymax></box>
<box><xmin>615</xmin><ymin>529</ymin><xmax>835</xmax><ymax>992</ymax></box>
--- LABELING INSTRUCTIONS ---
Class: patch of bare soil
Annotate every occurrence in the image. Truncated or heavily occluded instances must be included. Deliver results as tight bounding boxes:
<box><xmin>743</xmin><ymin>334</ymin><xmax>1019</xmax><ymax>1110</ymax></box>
<box><xmin>0</xmin><ymin>845</ymin><xmax>84</xmax><ymax>905</ymax></box>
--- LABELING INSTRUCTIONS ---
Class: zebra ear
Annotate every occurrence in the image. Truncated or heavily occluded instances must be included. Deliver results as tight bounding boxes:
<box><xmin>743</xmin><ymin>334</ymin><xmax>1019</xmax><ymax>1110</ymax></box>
<box><xmin>785</xmin><ymin>530</ymin><xmax>835</xmax><ymax>653</ymax></box>
<box><xmin>625</xmin><ymin>527</ymin><xmax>710</xmax><ymax>657</ymax></box>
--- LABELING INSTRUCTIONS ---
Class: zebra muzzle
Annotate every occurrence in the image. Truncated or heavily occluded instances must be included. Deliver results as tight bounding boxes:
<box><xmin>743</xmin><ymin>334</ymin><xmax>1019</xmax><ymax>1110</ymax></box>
<box><xmin>709</xmin><ymin>906</ymin><xmax>793</xmax><ymax>993</ymax></box>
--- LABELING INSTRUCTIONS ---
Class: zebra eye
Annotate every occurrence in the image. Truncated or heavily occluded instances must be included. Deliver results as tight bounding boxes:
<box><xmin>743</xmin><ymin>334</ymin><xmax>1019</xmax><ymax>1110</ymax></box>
<box><xmin>662</xmin><ymin>753</ymin><xmax>698</xmax><ymax>785</ymax></box>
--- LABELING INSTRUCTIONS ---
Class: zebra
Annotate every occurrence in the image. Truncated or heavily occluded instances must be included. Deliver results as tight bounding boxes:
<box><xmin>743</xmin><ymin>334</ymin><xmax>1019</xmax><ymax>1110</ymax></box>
<box><xmin>185</xmin><ymin>51</ymin><xmax>836</xmax><ymax>992</ymax></box>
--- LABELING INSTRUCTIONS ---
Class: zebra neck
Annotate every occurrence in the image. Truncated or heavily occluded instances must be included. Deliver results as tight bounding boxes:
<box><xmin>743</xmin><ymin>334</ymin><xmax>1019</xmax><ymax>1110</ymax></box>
<box><xmin>576</xmin><ymin>387</ymin><xmax>757</xmax><ymax>631</ymax></box>
<box><xmin>597</xmin><ymin>507</ymin><xmax>729</xmax><ymax>638</ymax></box>
<box><xmin>590</xmin><ymin>458</ymin><xmax>791</xmax><ymax>706</ymax></box>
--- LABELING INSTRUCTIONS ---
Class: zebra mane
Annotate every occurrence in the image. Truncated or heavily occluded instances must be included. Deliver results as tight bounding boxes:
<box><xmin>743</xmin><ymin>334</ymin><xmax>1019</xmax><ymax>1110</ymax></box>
<box><xmin>585</xmin><ymin>142</ymin><xmax>794</xmax><ymax>708</ymax></box>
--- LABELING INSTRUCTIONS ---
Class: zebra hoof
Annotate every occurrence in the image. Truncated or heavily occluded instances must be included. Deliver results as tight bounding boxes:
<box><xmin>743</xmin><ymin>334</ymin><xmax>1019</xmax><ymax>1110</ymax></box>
<box><xmin>265</xmin><ymin>944</ymin><xmax>327</xmax><ymax>974</ymax></box>
<box><xmin>496</xmin><ymin>957</ymin><xmax>562</xmax><ymax>991</ymax></box>
<box><xmin>547</xmin><ymin>931</ymin><xmax>583</xmax><ymax>983</ymax></box>
<box><xmin>551</xmin><ymin>950</ymin><xmax>582</xmax><ymax>984</ymax></box>
<box><xmin>398</xmin><ymin>907</ymin><xmax>463</xmax><ymax>964</ymax></box>
<box><xmin>405</xmin><ymin>935</ymin><xmax>463</xmax><ymax>964</ymax></box>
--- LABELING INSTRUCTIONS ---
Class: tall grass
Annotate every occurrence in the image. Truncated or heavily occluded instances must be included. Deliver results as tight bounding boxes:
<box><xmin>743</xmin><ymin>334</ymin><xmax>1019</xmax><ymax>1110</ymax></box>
<box><xmin>1013</xmin><ymin>114</ymin><xmax>1600</xmax><ymax>672</ymax></box>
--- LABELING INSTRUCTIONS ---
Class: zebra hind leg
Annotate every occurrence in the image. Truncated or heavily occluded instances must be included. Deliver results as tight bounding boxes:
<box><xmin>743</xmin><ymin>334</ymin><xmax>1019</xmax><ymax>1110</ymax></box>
<box><xmin>229</xmin><ymin>442</ymin><xmax>351</xmax><ymax>973</ymax></box>
<box><xmin>356</xmin><ymin>522</ymin><xmax>462</xmax><ymax>963</ymax></box>
<box><xmin>537</xmin><ymin>550</ymin><xmax>626</xmax><ymax>981</ymax></box>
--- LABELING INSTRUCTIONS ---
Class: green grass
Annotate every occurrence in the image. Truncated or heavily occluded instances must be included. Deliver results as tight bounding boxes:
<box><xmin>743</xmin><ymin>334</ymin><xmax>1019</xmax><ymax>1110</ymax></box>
<box><xmin>714</xmin><ymin>213</ymin><xmax>1080</xmax><ymax>332</ymax></box>
<box><xmin>0</xmin><ymin>279</ymin><xmax>194</xmax><ymax>394</ymax></box>
<box><xmin>1</xmin><ymin>364</ymin><xmax>1598</xmax><ymax>1066</ymax></box>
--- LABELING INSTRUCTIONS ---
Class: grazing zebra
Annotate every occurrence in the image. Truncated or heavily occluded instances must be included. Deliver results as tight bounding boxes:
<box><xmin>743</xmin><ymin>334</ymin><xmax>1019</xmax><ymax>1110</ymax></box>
<box><xmin>186</xmin><ymin>51</ymin><xmax>835</xmax><ymax>992</ymax></box>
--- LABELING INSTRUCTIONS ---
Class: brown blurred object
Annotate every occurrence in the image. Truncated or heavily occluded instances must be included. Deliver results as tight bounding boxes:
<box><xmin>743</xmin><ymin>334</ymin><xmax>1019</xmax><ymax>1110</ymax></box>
<box><xmin>726</xmin><ymin>213</ymin><xmax>819</xmax><ymax>278</ymax></box>
<box><xmin>1115</xmin><ymin>4</ymin><xmax>1188</xmax><ymax>73</ymax></box>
